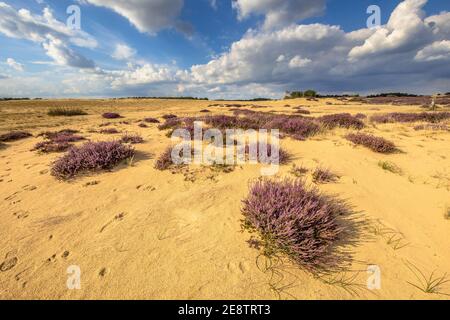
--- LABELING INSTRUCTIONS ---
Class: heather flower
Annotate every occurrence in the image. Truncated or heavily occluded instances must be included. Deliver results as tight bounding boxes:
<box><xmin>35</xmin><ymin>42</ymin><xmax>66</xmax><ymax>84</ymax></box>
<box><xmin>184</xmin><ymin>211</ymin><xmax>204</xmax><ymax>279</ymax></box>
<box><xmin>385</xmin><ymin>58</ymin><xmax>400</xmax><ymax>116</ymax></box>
<box><xmin>0</xmin><ymin>131</ymin><xmax>32</xmax><ymax>142</ymax></box>
<box><xmin>120</xmin><ymin>133</ymin><xmax>144</xmax><ymax>144</ymax></box>
<box><xmin>102</xmin><ymin>113</ymin><xmax>122</xmax><ymax>119</ymax></box>
<box><xmin>346</xmin><ymin>133</ymin><xmax>397</xmax><ymax>153</ymax></box>
<box><xmin>318</xmin><ymin>113</ymin><xmax>365</xmax><ymax>129</ymax></box>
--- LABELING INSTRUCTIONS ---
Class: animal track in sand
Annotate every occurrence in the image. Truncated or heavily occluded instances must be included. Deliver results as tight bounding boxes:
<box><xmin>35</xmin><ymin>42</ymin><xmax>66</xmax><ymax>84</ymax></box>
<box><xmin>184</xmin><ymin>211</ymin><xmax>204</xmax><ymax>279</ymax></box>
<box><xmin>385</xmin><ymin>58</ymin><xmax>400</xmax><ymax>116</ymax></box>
<box><xmin>22</xmin><ymin>185</ymin><xmax>37</xmax><ymax>191</ymax></box>
<box><xmin>13</xmin><ymin>210</ymin><xmax>30</xmax><ymax>220</ymax></box>
<box><xmin>0</xmin><ymin>253</ymin><xmax>18</xmax><ymax>272</ymax></box>
<box><xmin>99</xmin><ymin>212</ymin><xmax>126</xmax><ymax>233</ymax></box>
<box><xmin>227</xmin><ymin>261</ymin><xmax>250</xmax><ymax>274</ymax></box>
<box><xmin>136</xmin><ymin>184</ymin><xmax>156</xmax><ymax>191</ymax></box>
<box><xmin>99</xmin><ymin>268</ymin><xmax>108</xmax><ymax>277</ymax></box>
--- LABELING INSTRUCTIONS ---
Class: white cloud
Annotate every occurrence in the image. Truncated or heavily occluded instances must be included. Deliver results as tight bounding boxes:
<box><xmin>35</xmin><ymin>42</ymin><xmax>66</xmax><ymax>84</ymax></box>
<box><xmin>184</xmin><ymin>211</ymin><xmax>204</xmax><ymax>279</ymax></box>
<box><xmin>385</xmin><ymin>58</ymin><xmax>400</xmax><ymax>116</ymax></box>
<box><xmin>112</xmin><ymin>44</ymin><xmax>136</xmax><ymax>60</ymax></box>
<box><xmin>288</xmin><ymin>55</ymin><xmax>311</xmax><ymax>68</ymax></box>
<box><xmin>6</xmin><ymin>58</ymin><xmax>24</xmax><ymax>71</ymax></box>
<box><xmin>0</xmin><ymin>3</ymin><xmax>96</xmax><ymax>69</ymax></box>
<box><xmin>415</xmin><ymin>40</ymin><xmax>450</xmax><ymax>61</ymax></box>
<box><xmin>80</xmin><ymin>0</ymin><xmax>186</xmax><ymax>35</ymax></box>
<box><xmin>233</xmin><ymin>0</ymin><xmax>326</xmax><ymax>29</ymax></box>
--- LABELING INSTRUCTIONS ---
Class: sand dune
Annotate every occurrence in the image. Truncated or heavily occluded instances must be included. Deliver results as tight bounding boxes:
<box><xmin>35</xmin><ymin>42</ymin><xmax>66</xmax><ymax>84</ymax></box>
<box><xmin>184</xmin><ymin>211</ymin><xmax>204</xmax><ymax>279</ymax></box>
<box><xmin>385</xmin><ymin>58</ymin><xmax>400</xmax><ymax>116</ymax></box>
<box><xmin>0</xmin><ymin>98</ymin><xmax>449</xmax><ymax>300</ymax></box>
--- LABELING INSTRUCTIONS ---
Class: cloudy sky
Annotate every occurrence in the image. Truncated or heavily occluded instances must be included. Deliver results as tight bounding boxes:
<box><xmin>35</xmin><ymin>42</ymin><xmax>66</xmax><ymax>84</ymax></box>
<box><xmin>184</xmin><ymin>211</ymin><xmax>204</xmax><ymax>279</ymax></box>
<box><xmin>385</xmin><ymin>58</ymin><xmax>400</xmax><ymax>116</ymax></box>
<box><xmin>0</xmin><ymin>0</ymin><xmax>449</xmax><ymax>99</ymax></box>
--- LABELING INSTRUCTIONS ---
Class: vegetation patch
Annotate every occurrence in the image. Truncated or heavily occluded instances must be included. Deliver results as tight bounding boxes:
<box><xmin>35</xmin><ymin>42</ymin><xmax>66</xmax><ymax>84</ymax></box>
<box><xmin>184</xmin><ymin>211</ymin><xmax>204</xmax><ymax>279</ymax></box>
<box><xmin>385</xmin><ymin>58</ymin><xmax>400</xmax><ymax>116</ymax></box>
<box><xmin>370</xmin><ymin>112</ymin><xmax>450</xmax><ymax>124</ymax></box>
<box><xmin>318</xmin><ymin>113</ymin><xmax>365</xmax><ymax>129</ymax></box>
<box><xmin>242</xmin><ymin>178</ymin><xmax>353</xmax><ymax>271</ymax></box>
<box><xmin>346</xmin><ymin>133</ymin><xmax>397</xmax><ymax>154</ymax></box>
<box><xmin>51</xmin><ymin>141</ymin><xmax>135</xmax><ymax>180</ymax></box>
<box><xmin>48</xmin><ymin>108</ymin><xmax>87</xmax><ymax>117</ymax></box>
<box><xmin>120</xmin><ymin>133</ymin><xmax>144</xmax><ymax>144</ymax></box>
<box><xmin>102</xmin><ymin>113</ymin><xmax>122</xmax><ymax>119</ymax></box>
<box><xmin>313</xmin><ymin>167</ymin><xmax>340</xmax><ymax>184</ymax></box>
<box><xmin>378</xmin><ymin>161</ymin><xmax>403</xmax><ymax>175</ymax></box>
<box><xmin>0</xmin><ymin>131</ymin><xmax>32</xmax><ymax>142</ymax></box>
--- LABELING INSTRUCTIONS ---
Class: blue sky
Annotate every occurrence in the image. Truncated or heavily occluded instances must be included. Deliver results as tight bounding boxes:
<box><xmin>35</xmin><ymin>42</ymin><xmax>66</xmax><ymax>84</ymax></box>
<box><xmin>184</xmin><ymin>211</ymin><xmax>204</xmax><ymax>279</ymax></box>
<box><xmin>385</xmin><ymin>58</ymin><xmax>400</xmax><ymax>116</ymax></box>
<box><xmin>0</xmin><ymin>0</ymin><xmax>449</xmax><ymax>98</ymax></box>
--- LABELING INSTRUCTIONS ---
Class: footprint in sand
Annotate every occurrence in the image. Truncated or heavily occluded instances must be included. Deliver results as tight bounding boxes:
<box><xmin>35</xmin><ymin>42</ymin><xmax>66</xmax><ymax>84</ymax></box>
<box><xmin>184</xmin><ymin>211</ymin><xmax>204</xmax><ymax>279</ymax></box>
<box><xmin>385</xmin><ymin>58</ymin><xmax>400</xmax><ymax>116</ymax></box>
<box><xmin>227</xmin><ymin>261</ymin><xmax>249</xmax><ymax>274</ymax></box>
<box><xmin>13</xmin><ymin>210</ymin><xmax>30</xmax><ymax>220</ymax></box>
<box><xmin>99</xmin><ymin>268</ymin><xmax>108</xmax><ymax>277</ymax></box>
<box><xmin>0</xmin><ymin>255</ymin><xmax>18</xmax><ymax>272</ymax></box>
<box><xmin>22</xmin><ymin>185</ymin><xmax>37</xmax><ymax>191</ymax></box>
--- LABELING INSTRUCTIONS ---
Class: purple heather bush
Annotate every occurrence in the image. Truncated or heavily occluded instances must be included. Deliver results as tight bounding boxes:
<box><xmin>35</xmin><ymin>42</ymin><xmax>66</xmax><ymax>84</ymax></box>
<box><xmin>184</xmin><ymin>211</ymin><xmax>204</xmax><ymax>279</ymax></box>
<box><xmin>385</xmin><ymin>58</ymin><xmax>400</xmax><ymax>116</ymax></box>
<box><xmin>346</xmin><ymin>133</ymin><xmax>397</xmax><ymax>154</ymax></box>
<box><xmin>354</xmin><ymin>113</ymin><xmax>367</xmax><ymax>119</ymax></box>
<box><xmin>34</xmin><ymin>131</ymin><xmax>85</xmax><ymax>153</ymax></box>
<box><xmin>0</xmin><ymin>131</ymin><xmax>32</xmax><ymax>142</ymax></box>
<box><xmin>100</xmin><ymin>128</ymin><xmax>120</xmax><ymax>134</ymax></box>
<box><xmin>102</xmin><ymin>112</ymin><xmax>122</xmax><ymax>119</ymax></box>
<box><xmin>154</xmin><ymin>147</ymin><xmax>174</xmax><ymax>171</ymax></box>
<box><xmin>120</xmin><ymin>133</ymin><xmax>144</xmax><ymax>144</ymax></box>
<box><xmin>318</xmin><ymin>113</ymin><xmax>365</xmax><ymax>129</ymax></box>
<box><xmin>266</xmin><ymin>117</ymin><xmax>321</xmax><ymax>139</ymax></box>
<box><xmin>51</xmin><ymin>141</ymin><xmax>135</xmax><ymax>180</ymax></box>
<box><xmin>245</xmin><ymin>143</ymin><xmax>292</xmax><ymax>165</ymax></box>
<box><xmin>144</xmin><ymin>117</ymin><xmax>160</xmax><ymax>123</ymax></box>
<box><xmin>158</xmin><ymin>118</ymin><xmax>183</xmax><ymax>130</ymax></box>
<box><xmin>370</xmin><ymin>112</ymin><xmax>450</xmax><ymax>124</ymax></box>
<box><xmin>414</xmin><ymin>124</ymin><xmax>449</xmax><ymax>131</ymax></box>
<box><xmin>33</xmin><ymin>141</ymin><xmax>72</xmax><ymax>153</ymax></box>
<box><xmin>162</xmin><ymin>114</ymin><xmax>177</xmax><ymax>120</ymax></box>
<box><xmin>242</xmin><ymin>178</ymin><xmax>351</xmax><ymax>271</ymax></box>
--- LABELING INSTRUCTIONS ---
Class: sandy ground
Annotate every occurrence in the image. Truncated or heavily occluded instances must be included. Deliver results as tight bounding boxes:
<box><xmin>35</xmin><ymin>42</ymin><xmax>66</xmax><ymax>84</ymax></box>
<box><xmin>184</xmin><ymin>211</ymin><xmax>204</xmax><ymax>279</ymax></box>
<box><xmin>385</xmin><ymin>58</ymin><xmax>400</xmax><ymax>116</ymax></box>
<box><xmin>0</xmin><ymin>98</ymin><xmax>449</xmax><ymax>300</ymax></box>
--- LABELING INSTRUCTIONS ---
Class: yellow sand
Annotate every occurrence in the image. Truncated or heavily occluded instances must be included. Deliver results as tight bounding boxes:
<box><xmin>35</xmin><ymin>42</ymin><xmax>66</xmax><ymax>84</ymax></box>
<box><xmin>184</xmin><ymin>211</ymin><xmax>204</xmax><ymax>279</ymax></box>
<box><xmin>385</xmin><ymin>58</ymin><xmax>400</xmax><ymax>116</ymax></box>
<box><xmin>0</xmin><ymin>98</ymin><xmax>449</xmax><ymax>300</ymax></box>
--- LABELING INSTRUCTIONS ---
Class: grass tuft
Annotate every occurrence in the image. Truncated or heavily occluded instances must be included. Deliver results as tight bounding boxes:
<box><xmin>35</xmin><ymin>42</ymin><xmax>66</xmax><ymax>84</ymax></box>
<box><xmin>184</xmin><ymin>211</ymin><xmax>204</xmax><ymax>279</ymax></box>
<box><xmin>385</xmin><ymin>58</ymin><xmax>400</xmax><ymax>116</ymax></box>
<box><xmin>312</xmin><ymin>167</ymin><xmax>340</xmax><ymax>184</ymax></box>
<box><xmin>48</xmin><ymin>108</ymin><xmax>87</xmax><ymax>117</ymax></box>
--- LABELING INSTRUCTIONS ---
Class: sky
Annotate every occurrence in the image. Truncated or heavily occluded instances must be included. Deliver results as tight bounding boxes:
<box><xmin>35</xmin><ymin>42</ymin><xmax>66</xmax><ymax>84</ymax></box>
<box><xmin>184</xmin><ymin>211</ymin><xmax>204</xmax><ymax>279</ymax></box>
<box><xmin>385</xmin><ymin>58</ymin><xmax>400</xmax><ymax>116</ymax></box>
<box><xmin>0</xmin><ymin>0</ymin><xmax>449</xmax><ymax>99</ymax></box>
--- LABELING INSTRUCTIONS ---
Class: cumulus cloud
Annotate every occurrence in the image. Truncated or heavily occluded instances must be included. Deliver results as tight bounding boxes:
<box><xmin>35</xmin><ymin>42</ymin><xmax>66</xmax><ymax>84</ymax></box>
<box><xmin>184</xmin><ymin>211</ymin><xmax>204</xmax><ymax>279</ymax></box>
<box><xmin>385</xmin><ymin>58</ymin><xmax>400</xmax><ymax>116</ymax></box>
<box><xmin>0</xmin><ymin>2</ymin><xmax>96</xmax><ymax>69</ymax></box>
<box><xmin>112</xmin><ymin>44</ymin><xmax>136</xmax><ymax>60</ymax></box>
<box><xmin>232</xmin><ymin>0</ymin><xmax>326</xmax><ymax>29</ymax></box>
<box><xmin>6</xmin><ymin>58</ymin><xmax>24</xmax><ymax>71</ymax></box>
<box><xmin>415</xmin><ymin>40</ymin><xmax>450</xmax><ymax>61</ymax></box>
<box><xmin>79</xmin><ymin>0</ymin><xmax>187</xmax><ymax>35</ymax></box>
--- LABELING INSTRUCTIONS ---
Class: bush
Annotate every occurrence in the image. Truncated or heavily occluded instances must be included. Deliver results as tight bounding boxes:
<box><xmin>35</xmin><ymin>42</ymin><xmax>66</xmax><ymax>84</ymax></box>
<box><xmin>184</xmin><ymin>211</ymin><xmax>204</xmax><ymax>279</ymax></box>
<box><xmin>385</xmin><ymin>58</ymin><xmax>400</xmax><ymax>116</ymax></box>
<box><xmin>318</xmin><ymin>113</ymin><xmax>365</xmax><ymax>129</ymax></box>
<box><xmin>158</xmin><ymin>118</ymin><xmax>183</xmax><ymax>130</ymax></box>
<box><xmin>51</xmin><ymin>141</ymin><xmax>135</xmax><ymax>180</ymax></box>
<box><xmin>0</xmin><ymin>131</ymin><xmax>32</xmax><ymax>142</ymax></box>
<box><xmin>100</xmin><ymin>128</ymin><xmax>120</xmax><ymax>134</ymax></box>
<box><xmin>295</xmin><ymin>109</ymin><xmax>311</xmax><ymax>115</ymax></box>
<box><xmin>266</xmin><ymin>117</ymin><xmax>321</xmax><ymax>139</ymax></box>
<box><xmin>138</xmin><ymin>123</ymin><xmax>148</xmax><ymax>128</ymax></box>
<box><xmin>33</xmin><ymin>141</ymin><xmax>72</xmax><ymax>153</ymax></box>
<box><xmin>48</xmin><ymin>108</ymin><xmax>87</xmax><ymax>117</ymax></box>
<box><xmin>370</xmin><ymin>112</ymin><xmax>450</xmax><ymax>124</ymax></box>
<box><xmin>154</xmin><ymin>147</ymin><xmax>174</xmax><ymax>171</ymax></box>
<box><xmin>200</xmin><ymin>109</ymin><xmax>211</xmax><ymax>113</ymax></box>
<box><xmin>312</xmin><ymin>167</ymin><xmax>340</xmax><ymax>184</ymax></box>
<box><xmin>354</xmin><ymin>113</ymin><xmax>367</xmax><ymax>119</ymax></box>
<box><xmin>242</xmin><ymin>178</ymin><xmax>350</xmax><ymax>271</ymax></box>
<box><xmin>120</xmin><ymin>133</ymin><xmax>144</xmax><ymax>144</ymax></box>
<box><xmin>102</xmin><ymin>113</ymin><xmax>122</xmax><ymax>119</ymax></box>
<box><xmin>245</xmin><ymin>143</ymin><xmax>292</xmax><ymax>165</ymax></box>
<box><xmin>346</xmin><ymin>133</ymin><xmax>397</xmax><ymax>153</ymax></box>
<box><xmin>162</xmin><ymin>114</ymin><xmax>177</xmax><ymax>120</ymax></box>
<box><xmin>144</xmin><ymin>117</ymin><xmax>160</xmax><ymax>123</ymax></box>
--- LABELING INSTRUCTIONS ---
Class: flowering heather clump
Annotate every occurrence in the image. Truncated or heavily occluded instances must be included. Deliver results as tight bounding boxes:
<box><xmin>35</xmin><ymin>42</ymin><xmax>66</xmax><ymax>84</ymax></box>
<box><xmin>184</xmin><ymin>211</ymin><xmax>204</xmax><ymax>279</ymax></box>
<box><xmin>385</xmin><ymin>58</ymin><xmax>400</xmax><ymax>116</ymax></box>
<box><xmin>120</xmin><ymin>133</ymin><xmax>144</xmax><ymax>144</ymax></box>
<box><xmin>245</xmin><ymin>143</ymin><xmax>292</xmax><ymax>165</ymax></box>
<box><xmin>414</xmin><ymin>124</ymin><xmax>449</xmax><ymax>131</ymax></box>
<box><xmin>204</xmin><ymin>115</ymin><xmax>240</xmax><ymax>129</ymax></box>
<box><xmin>312</xmin><ymin>167</ymin><xmax>340</xmax><ymax>184</ymax></box>
<box><xmin>355</xmin><ymin>113</ymin><xmax>367</xmax><ymax>119</ymax></box>
<box><xmin>266</xmin><ymin>117</ymin><xmax>321</xmax><ymax>139</ymax></box>
<box><xmin>158</xmin><ymin>118</ymin><xmax>183</xmax><ymax>130</ymax></box>
<box><xmin>346</xmin><ymin>133</ymin><xmax>397</xmax><ymax>154</ymax></box>
<box><xmin>242</xmin><ymin>178</ymin><xmax>351</xmax><ymax>271</ymax></box>
<box><xmin>102</xmin><ymin>113</ymin><xmax>122</xmax><ymax>119</ymax></box>
<box><xmin>34</xmin><ymin>131</ymin><xmax>85</xmax><ymax>153</ymax></box>
<box><xmin>318</xmin><ymin>113</ymin><xmax>365</xmax><ymax>129</ymax></box>
<box><xmin>144</xmin><ymin>117</ymin><xmax>160</xmax><ymax>123</ymax></box>
<box><xmin>51</xmin><ymin>141</ymin><xmax>135</xmax><ymax>180</ymax></box>
<box><xmin>162</xmin><ymin>114</ymin><xmax>177</xmax><ymax>120</ymax></box>
<box><xmin>100</xmin><ymin>128</ymin><xmax>120</xmax><ymax>134</ymax></box>
<box><xmin>154</xmin><ymin>147</ymin><xmax>174</xmax><ymax>171</ymax></box>
<box><xmin>370</xmin><ymin>112</ymin><xmax>450</xmax><ymax>124</ymax></box>
<box><xmin>0</xmin><ymin>131</ymin><xmax>32</xmax><ymax>142</ymax></box>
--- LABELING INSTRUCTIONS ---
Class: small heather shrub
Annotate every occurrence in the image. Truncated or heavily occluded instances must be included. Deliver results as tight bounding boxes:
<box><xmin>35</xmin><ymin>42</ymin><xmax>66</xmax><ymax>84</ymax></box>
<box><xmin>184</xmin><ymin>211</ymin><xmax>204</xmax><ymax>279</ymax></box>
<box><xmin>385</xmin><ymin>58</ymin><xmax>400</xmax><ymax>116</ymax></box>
<box><xmin>120</xmin><ymin>133</ymin><xmax>144</xmax><ymax>144</ymax></box>
<box><xmin>162</xmin><ymin>114</ymin><xmax>177</xmax><ymax>120</ymax></box>
<box><xmin>312</xmin><ymin>167</ymin><xmax>340</xmax><ymax>184</ymax></box>
<box><xmin>102</xmin><ymin>113</ymin><xmax>122</xmax><ymax>119</ymax></box>
<box><xmin>158</xmin><ymin>118</ymin><xmax>182</xmax><ymax>130</ymax></box>
<box><xmin>354</xmin><ymin>113</ymin><xmax>367</xmax><ymax>119</ymax></box>
<box><xmin>290</xmin><ymin>164</ymin><xmax>308</xmax><ymax>177</ymax></box>
<box><xmin>48</xmin><ymin>108</ymin><xmax>87</xmax><ymax>117</ymax></box>
<box><xmin>245</xmin><ymin>143</ymin><xmax>292</xmax><ymax>165</ymax></box>
<box><xmin>200</xmin><ymin>109</ymin><xmax>211</xmax><ymax>113</ymax></box>
<box><xmin>370</xmin><ymin>112</ymin><xmax>450</xmax><ymax>124</ymax></box>
<box><xmin>138</xmin><ymin>123</ymin><xmax>148</xmax><ymax>128</ymax></box>
<box><xmin>100</xmin><ymin>128</ymin><xmax>120</xmax><ymax>134</ymax></box>
<box><xmin>33</xmin><ymin>141</ymin><xmax>72</xmax><ymax>153</ymax></box>
<box><xmin>241</xmin><ymin>178</ymin><xmax>350</xmax><ymax>271</ymax></box>
<box><xmin>51</xmin><ymin>141</ymin><xmax>135</xmax><ymax>180</ymax></box>
<box><xmin>414</xmin><ymin>124</ymin><xmax>449</xmax><ymax>131</ymax></box>
<box><xmin>295</xmin><ymin>109</ymin><xmax>311</xmax><ymax>115</ymax></box>
<box><xmin>318</xmin><ymin>113</ymin><xmax>365</xmax><ymax>129</ymax></box>
<box><xmin>154</xmin><ymin>147</ymin><xmax>174</xmax><ymax>171</ymax></box>
<box><xmin>144</xmin><ymin>118</ymin><xmax>160</xmax><ymax>123</ymax></box>
<box><xmin>266</xmin><ymin>117</ymin><xmax>321</xmax><ymax>139</ymax></box>
<box><xmin>346</xmin><ymin>133</ymin><xmax>397</xmax><ymax>154</ymax></box>
<box><xmin>0</xmin><ymin>131</ymin><xmax>32</xmax><ymax>142</ymax></box>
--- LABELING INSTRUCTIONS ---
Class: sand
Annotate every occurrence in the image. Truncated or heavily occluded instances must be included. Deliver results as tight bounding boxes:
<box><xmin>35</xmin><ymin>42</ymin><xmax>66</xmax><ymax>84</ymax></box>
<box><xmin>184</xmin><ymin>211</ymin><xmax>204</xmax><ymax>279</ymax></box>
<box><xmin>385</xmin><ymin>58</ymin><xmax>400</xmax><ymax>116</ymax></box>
<box><xmin>0</xmin><ymin>98</ymin><xmax>449</xmax><ymax>300</ymax></box>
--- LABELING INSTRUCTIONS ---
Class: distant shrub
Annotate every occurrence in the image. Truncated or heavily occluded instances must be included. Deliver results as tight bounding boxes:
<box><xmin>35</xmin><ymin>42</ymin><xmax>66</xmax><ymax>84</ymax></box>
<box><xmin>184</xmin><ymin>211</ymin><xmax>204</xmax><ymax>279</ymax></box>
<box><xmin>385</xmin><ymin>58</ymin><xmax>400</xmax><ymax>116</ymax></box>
<box><xmin>33</xmin><ymin>141</ymin><xmax>72</xmax><ymax>153</ymax></box>
<box><xmin>120</xmin><ymin>133</ymin><xmax>144</xmax><ymax>144</ymax></box>
<box><xmin>200</xmin><ymin>109</ymin><xmax>211</xmax><ymax>113</ymax></box>
<box><xmin>378</xmin><ymin>161</ymin><xmax>403</xmax><ymax>175</ymax></box>
<box><xmin>162</xmin><ymin>114</ymin><xmax>177</xmax><ymax>120</ymax></box>
<box><xmin>0</xmin><ymin>131</ymin><xmax>32</xmax><ymax>142</ymax></box>
<box><xmin>100</xmin><ymin>128</ymin><xmax>120</xmax><ymax>134</ymax></box>
<box><xmin>346</xmin><ymin>133</ymin><xmax>397</xmax><ymax>154</ymax></box>
<box><xmin>102</xmin><ymin>113</ymin><xmax>122</xmax><ymax>119</ymax></box>
<box><xmin>318</xmin><ymin>113</ymin><xmax>365</xmax><ymax>129</ymax></box>
<box><xmin>413</xmin><ymin>124</ymin><xmax>449</xmax><ymax>131</ymax></box>
<box><xmin>144</xmin><ymin>117</ymin><xmax>160</xmax><ymax>123</ymax></box>
<box><xmin>354</xmin><ymin>113</ymin><xmax>367</xmax><ymax>119</ymax></box>
<box><xmin>51</xmin><ymin>141</ymin><xmax>135</xmax><ymax>180</ymax></box>
<box><xmin>48</xmin><ymin>108</ymin><xmax>87</xmax><ymax>117</ymax></box>
<box><xmin>370</xmin><ymin>112</ymin><xmax>450</xmax><ymax>124</ymax></box>
<box><xmin>241</xmin><ymin>178</ymin><xmax>350</xmax><ymax>271</ymax></box>
<box><xmin>138</xmin><ymin>123</ymin><xmax>148</xmax><ymax>128</ymax></box>
<box><xmin>154</xmin><ymin>147</ymin><xmax>174</xmax><ymax>171</ymax></box>
<box><xmin>158</xmin><ymin>118</ymin><xmax>183</xmax><ymax>130</ymax></box>
<box><xmin>295</xmin><ymin>109</ymin><xmax>311</xmax><ymax>115</ymax></box>
<box><xmin>312</xmin><ymin>167</ymin><xmax>340</xmax><ymax>184</ymax></box>
<box><xmin>39</xmin><ymin>129</ymin><xmax>79</xmax><ymax>139</ymax></box>
<box><xmin>266</xmin><ymin>117</ymin><xmax>321</xmax><ymax>139</ymax></box>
